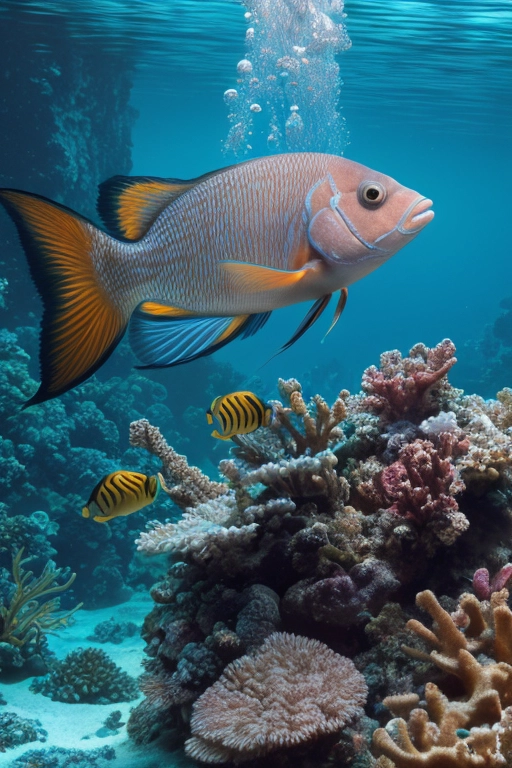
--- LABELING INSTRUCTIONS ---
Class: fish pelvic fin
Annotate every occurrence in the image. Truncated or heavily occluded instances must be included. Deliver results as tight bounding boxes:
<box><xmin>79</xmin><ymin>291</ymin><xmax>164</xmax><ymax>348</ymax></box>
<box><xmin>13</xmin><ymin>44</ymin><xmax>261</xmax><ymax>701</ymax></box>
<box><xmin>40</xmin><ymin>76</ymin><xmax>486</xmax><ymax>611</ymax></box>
<box><xmin>0</xmin><ymin>189</ymin><xmax>129</xmax><ymax>406</ymax></box>
<box><xmin>219</xmin><ymin>260</ymin><xmax>311</xmax><ymax>294</ymax></box>
<box><xmin>322</xmin><ymin>287</ymin><xmax>348</xmax><ymax>342</ymax></box>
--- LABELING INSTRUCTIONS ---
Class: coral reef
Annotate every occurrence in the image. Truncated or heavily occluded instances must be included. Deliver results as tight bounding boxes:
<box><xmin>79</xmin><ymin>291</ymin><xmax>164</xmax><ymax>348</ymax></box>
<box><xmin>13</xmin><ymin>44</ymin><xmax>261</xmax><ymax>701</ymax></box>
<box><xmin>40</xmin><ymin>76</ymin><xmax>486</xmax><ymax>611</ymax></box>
<box><xmin>128</xmin><ymin>338</ymin><xmax>512</xmax><ymax>766</ymax></box>
<box><xmin>0</xmin><ymin>711</ymin><xmax>47</xmax><ymax>752</ymax></box>
<box><xmin>30</xmin><ymin>647</ymin><xmax>139</xmax><ymax>704</ymax></box>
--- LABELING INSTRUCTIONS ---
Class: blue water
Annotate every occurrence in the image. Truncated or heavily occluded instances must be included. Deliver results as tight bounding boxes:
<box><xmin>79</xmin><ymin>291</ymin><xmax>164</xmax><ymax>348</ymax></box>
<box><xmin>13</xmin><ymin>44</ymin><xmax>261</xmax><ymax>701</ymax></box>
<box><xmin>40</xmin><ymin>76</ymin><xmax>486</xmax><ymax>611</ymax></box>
<box><xmin>127</xmin><ymin>1</ymin><xmax>512</xmax><ymax>398</ymax></box>
<box><xmin>2</xmin><ymin>0</ymin><xmax>512</xmax><ymax>401</ymax></box>
<box><xmin>1</xmin><ymin>1</ymin><xmax>512</xmax><ymax>764</ymax></box>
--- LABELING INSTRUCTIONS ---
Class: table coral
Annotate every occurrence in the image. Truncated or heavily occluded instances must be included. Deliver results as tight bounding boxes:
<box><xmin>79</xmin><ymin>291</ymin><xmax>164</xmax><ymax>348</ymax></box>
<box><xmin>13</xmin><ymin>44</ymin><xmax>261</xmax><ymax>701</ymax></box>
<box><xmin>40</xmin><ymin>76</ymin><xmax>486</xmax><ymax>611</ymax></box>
<box><xmin>185</xmin><ymin>632</ymin><xmax>367</xmax><ymax>763</ymax></box>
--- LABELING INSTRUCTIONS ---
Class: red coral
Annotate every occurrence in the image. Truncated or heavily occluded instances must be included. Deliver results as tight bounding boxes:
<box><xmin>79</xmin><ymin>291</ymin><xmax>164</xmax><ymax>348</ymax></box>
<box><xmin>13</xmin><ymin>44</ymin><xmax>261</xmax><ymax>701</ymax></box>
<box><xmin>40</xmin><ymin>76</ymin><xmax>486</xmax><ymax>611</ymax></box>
<box><xmin>361</xmin><ymin>339</ymin><xmax>457</xmax><ymax>422</ymax></box>
<box><xmin>375</xmin><ymin>439</ymin><xmax>468</xmax><ymax>547</ymax></box>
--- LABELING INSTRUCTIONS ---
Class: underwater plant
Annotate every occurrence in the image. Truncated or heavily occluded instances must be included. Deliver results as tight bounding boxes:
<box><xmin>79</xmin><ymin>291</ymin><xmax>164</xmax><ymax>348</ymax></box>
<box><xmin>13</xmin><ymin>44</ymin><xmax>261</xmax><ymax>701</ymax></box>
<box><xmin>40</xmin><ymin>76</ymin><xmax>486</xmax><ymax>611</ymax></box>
<box><xmin>0</xmin><ymin>548</ymin><xmax>82</xmax><ymax>654</ymax></box>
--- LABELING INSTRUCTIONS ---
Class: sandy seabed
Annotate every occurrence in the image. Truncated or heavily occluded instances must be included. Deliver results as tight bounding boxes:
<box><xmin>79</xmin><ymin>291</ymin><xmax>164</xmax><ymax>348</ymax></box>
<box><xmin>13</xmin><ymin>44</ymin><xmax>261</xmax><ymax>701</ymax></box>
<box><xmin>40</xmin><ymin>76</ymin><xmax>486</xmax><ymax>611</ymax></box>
<box><xmin>0</xmin><ymin>594</ymin><xmax>194</xmax><ymax>768</ymax></box>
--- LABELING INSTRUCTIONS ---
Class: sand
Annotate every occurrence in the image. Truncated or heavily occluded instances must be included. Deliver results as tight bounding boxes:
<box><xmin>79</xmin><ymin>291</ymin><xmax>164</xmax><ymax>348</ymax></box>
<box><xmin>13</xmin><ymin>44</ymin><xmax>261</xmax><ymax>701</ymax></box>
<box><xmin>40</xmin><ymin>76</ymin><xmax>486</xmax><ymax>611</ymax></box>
<box><xmin>0</xmin><ymin>594</ymin><xmax>193</xmax><ymax>768</ymax></box>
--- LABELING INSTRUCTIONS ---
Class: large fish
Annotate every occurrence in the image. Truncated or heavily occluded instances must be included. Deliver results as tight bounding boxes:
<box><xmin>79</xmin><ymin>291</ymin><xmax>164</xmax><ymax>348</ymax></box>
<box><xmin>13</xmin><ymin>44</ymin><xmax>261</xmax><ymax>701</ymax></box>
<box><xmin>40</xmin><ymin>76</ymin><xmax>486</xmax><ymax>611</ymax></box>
<box><xmin>0</xmin><ymin>153</ymin><xmax>433</xmax><ymax>407</ymax></box>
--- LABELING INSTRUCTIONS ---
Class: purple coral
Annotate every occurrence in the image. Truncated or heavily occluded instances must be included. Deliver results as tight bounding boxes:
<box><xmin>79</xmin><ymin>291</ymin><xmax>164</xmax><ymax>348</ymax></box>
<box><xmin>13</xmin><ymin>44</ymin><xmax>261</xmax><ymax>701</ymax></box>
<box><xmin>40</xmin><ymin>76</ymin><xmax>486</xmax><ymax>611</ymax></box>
<box><xmin>282</xmin><ymin>559</ymin><xmax>399</xmax><ymax>627</ymax></box>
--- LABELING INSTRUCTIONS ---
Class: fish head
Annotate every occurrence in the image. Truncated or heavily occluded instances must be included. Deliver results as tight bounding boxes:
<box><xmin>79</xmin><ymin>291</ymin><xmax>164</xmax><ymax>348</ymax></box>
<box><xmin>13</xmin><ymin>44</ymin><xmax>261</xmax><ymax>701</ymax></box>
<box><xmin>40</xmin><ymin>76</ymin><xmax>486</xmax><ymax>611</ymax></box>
<box><xmin>306</xmin><ymin>157</ymin><xmax>434</xmax><ymax>285</ymax></box>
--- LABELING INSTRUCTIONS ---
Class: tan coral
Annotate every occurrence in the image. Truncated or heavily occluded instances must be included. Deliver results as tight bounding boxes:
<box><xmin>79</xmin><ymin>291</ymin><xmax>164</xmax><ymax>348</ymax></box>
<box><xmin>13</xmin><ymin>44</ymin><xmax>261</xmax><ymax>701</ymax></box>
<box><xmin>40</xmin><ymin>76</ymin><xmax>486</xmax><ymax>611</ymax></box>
<box><xmin>373</xmin><ymin>589</ymin><xmax>512</xmax><ymax>767</ymax></box>
<box><xmin>453</xmin><ymin>397</ymin><xmax>512</xmax><ymax>494</ymax></box>
<box><xmin>185</xmin><ymin>632</ymin><xmax>367</xmax><ymax>763</ymax></box>
<box><xmin>275</xmin><ymin>378</ymin><xmax>347</xmax><ymax>456</ymax></box>
<box><xmin>130</xmin><ymin>418</ymin><xmax>228</xmax><ymax>509</ymax></box>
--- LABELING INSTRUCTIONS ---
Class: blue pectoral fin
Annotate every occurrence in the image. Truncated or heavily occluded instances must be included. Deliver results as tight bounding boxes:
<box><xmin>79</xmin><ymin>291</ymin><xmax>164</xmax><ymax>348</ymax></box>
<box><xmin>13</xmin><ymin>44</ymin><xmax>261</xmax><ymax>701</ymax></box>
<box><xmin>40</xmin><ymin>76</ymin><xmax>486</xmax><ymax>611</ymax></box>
<box><xmin>129</xmin><ymin>305</ymin><xmax>271</xmax><ymax>368</ymax></box>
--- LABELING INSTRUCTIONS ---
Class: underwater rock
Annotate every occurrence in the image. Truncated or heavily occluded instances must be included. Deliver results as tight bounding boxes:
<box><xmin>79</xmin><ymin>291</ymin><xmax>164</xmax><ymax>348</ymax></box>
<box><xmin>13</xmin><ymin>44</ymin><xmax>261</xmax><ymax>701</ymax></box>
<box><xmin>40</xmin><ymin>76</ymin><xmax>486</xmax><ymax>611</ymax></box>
<box><xmin>87</xmin><ymin>616</ymin><xmax>139</xmax><ymax>645</ymax></box>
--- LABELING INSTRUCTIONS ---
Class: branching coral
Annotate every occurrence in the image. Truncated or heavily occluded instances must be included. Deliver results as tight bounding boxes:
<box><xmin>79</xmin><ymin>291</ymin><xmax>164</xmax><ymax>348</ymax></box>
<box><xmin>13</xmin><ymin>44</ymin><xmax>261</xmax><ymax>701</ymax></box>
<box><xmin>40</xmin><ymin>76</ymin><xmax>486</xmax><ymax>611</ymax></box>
<box><xmin>357</xmin><ymin>339</ymin><xmax>457</xmax><ymax>424</ymax></box>
<box><xmin>472</xmin><ymin>564</ymin><xmax>512</xmax><ymax>601</ymax></box>
<box><xmin>374</xmin><ymin>438</ymin><xmax>468</xmax><ymax>551</ymax></box>
<box><xmin>275</xmin><ymin>377</ymin><xmax>347</xmax><ymax>456</ymax></box>
<box><xmin>130</xmin><ymin>418</ymin><xmax>228</xmax><ymax>509</ymax></box>
<box><xmin>0</xmin><ymin>548</ymin><xmax>82</xmax><ymax>650</ymax></box>
<box><xmin>30</xmin><ymin>646</ymin><xmax>139</xmax><ymax>703</ymax></box>
<box><xmin>185</xmin><ymin>632</ymin><xmax>367</xmax><ymax>763</ymax></box>
<box><xmin>373</xmin><ymin>588</ymin><xmax>512</xmax><ymax>766</ymax></box>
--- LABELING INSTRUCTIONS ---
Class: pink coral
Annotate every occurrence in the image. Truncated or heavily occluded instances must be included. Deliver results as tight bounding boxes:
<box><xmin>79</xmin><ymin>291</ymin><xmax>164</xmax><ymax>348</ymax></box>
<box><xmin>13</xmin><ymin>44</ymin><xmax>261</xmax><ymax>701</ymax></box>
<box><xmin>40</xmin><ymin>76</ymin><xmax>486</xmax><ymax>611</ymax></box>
<box><xmin>375</xmin><ymin>438</ymin><xmax>468</xmax><ymax>548</ymax></box>
<box><xmin>473</xmin><ymin>564</ymin><xmax>512</xmax><ymax>601</ymax></box>
<box><xmin>360</xmin><ymin>339</ymin><xmax>457</xmax><ymax>422</ymax></box>
<box><xmin>185</xmin><ymin>632</ymin><xmax>367</xmax><ymax>763</ymax></box>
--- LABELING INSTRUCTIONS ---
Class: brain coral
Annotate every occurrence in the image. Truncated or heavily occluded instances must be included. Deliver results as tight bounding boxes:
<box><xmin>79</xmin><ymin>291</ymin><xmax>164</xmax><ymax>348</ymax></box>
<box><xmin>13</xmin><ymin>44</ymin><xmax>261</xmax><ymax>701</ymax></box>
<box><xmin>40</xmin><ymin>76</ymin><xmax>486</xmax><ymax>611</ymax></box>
<box><xmin>185</xmin><ymin>631</ymin><xmax>367</xmax><ymax>763</ymax></box>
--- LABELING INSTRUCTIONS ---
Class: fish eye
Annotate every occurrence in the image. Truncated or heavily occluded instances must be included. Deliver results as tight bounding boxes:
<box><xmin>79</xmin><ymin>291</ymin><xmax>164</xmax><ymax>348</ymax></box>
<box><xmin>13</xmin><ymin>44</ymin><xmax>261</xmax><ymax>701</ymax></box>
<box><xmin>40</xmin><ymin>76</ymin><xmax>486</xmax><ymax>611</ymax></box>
<box><xmin>358</xmin><ymin>181</ymin><xmax>386</xmax><ymax>208</ymax></box>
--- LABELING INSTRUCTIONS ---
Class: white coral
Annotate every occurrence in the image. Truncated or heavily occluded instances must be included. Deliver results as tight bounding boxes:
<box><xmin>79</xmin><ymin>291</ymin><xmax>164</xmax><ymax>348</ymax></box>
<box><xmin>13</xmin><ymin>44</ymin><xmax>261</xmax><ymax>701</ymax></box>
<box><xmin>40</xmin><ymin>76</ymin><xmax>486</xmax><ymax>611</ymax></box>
<box><xmin>135</xmin><ymin>493</ymin><xmax>258</xmax><ymax>560</ymax></box>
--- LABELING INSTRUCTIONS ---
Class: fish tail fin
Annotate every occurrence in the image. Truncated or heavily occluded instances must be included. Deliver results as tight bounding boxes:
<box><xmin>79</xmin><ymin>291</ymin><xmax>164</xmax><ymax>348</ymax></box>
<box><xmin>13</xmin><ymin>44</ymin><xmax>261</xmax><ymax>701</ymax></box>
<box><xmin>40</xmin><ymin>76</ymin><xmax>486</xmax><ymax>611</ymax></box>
<box><xmin>0</xmin><ymin>189</ymin><xmax>130</xmax><ymax>406</ymax></box>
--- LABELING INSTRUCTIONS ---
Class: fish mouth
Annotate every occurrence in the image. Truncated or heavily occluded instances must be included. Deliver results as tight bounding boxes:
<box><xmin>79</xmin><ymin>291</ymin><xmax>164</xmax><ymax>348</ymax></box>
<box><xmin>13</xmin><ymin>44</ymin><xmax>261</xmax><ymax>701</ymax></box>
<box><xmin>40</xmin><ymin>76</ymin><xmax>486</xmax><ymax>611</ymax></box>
<box><xmin>401</xmin><ymin>197</ymin><xmax>435</xmax><ymax>234</ymax></box>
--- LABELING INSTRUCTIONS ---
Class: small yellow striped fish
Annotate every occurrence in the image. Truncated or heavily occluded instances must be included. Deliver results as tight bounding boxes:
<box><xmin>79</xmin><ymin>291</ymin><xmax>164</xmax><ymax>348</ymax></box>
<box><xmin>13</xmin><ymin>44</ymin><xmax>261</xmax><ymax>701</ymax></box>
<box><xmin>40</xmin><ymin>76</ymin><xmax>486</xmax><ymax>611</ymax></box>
<box><xmin>206</xmin><ymin>391</ymin><xmax>274</xmax><ymax>440</ymax></box>
<box><xmin>82</xmin><ymin>471</ymin><xmax>163</xmax><ymax>523</ymax></box>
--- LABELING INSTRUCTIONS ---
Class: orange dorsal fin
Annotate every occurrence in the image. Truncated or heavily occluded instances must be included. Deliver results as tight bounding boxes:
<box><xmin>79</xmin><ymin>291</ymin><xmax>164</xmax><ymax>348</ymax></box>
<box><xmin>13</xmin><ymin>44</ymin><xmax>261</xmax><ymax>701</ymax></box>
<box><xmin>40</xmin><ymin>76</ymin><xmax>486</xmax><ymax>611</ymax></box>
<box><xmin>97</xmin><ymin>176</ymin><xmax>200</xmax><ymax>240</ymax></box>
<box><xmin>97</xmin><ymin>164</ymin><xmax>241</xmax><ymax>241</ymax></box>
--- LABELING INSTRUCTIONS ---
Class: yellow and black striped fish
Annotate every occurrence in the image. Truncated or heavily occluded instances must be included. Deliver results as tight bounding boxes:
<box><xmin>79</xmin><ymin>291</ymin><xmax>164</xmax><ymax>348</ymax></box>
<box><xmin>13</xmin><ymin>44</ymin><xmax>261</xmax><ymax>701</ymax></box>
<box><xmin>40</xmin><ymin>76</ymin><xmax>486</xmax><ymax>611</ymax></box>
<box><xmin>206</xmin><ymin>391</ymin><xmax>273</xmax><ymax>440</ymax></box>
<box><xmin>81</xmin><ymin>471</ymin><xmax>163</xmax><ymax>523</ymax></box>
